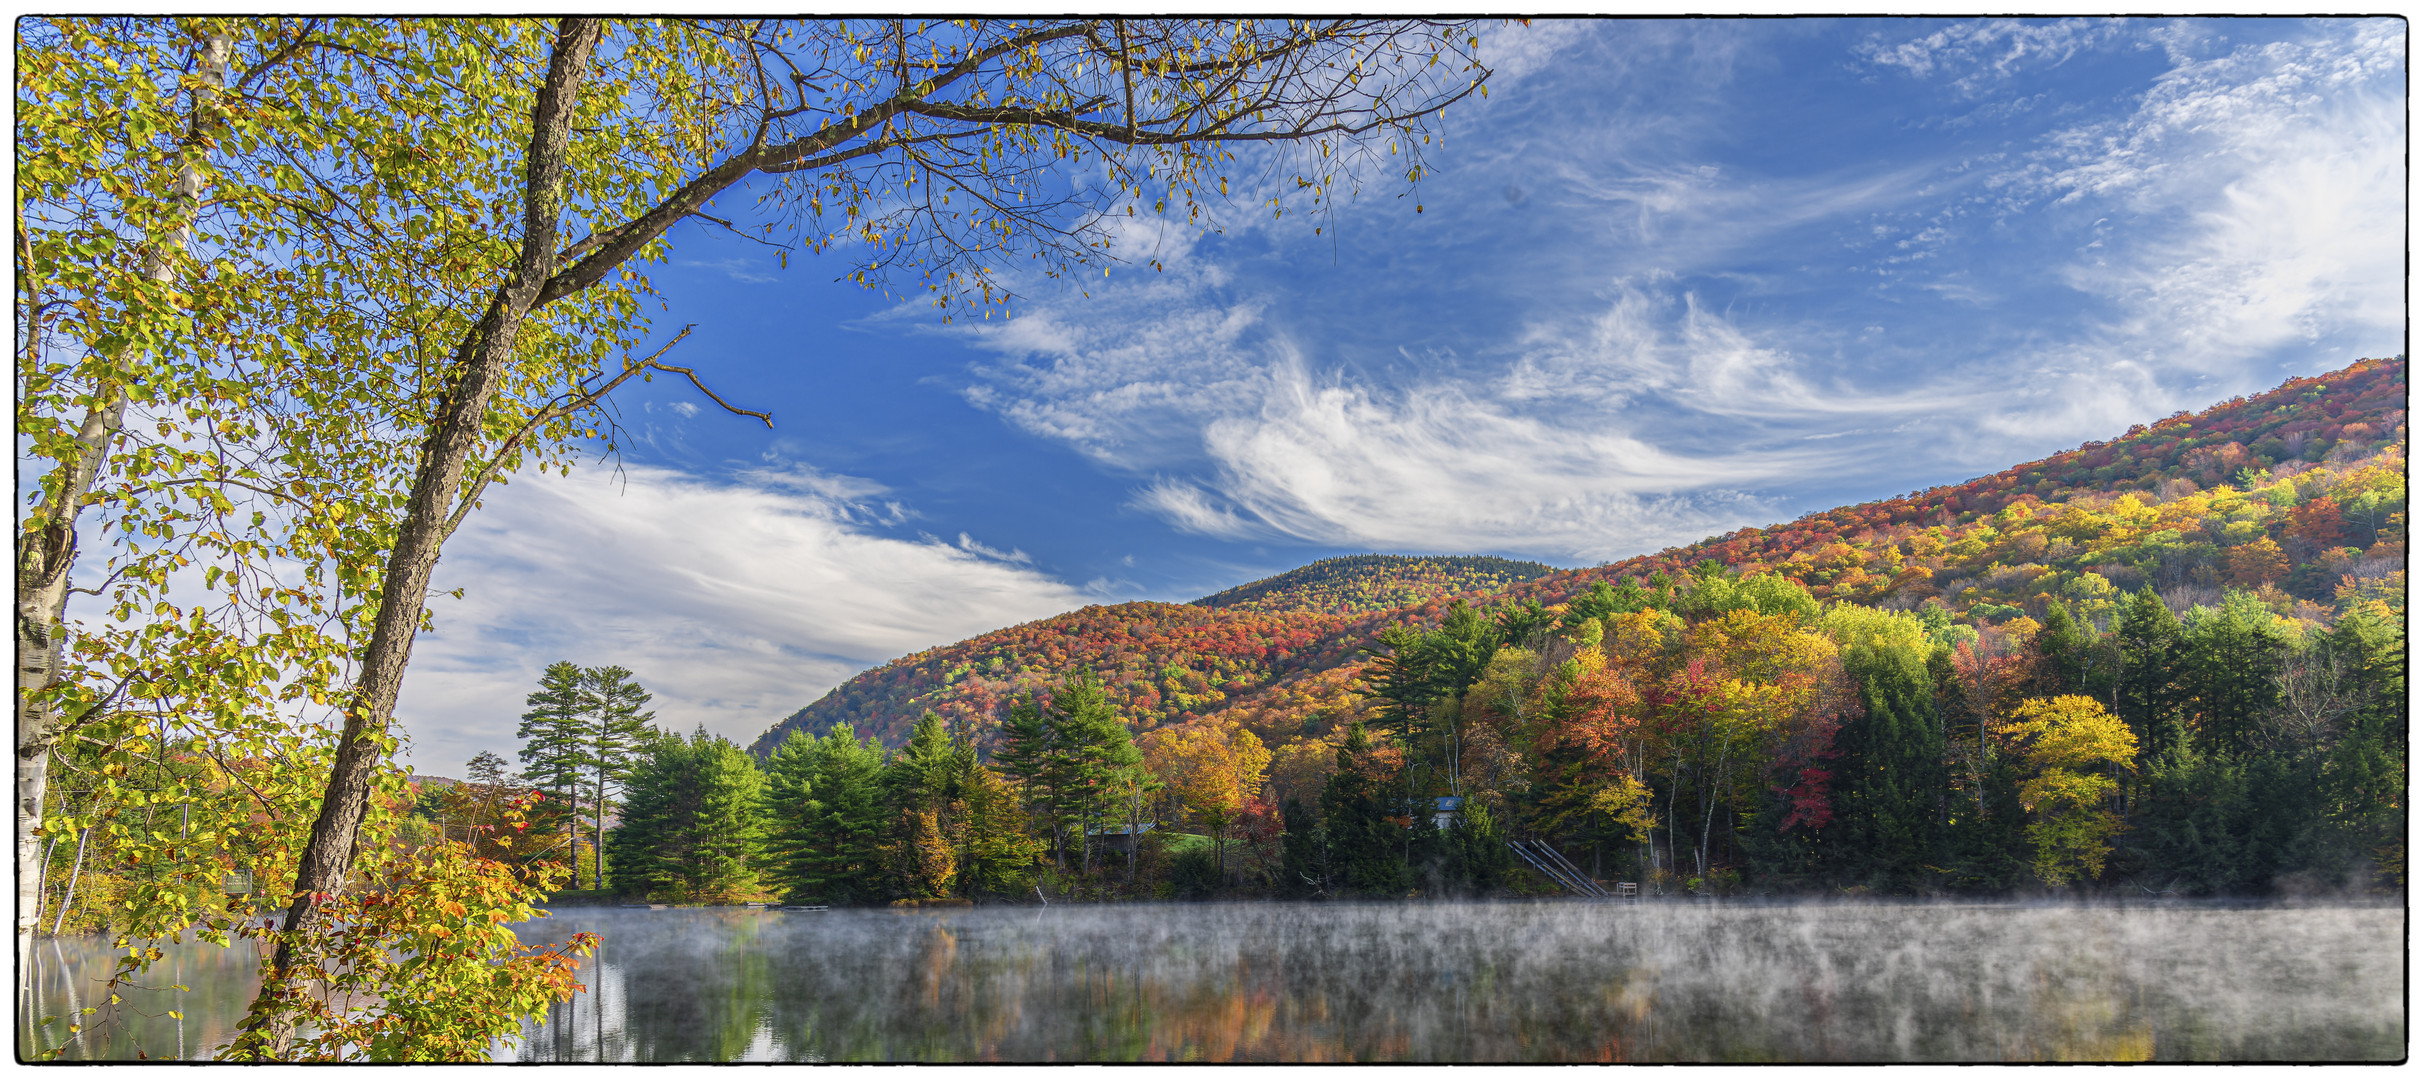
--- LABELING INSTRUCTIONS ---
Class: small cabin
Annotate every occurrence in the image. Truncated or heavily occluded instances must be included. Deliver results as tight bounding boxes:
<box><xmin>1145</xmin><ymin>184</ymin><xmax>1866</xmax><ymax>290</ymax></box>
<box><xmin>1396</xmin><ymin>797</ymin><xmax>1462</xmax><ymax>830</ymax></box>
<box><xmin>1087</xmin><ymin>823</ymin><xmax>1157</xmax><ymax>854</ymax></box>
<box><xmin>1430</xmin><ymin>797</ymin><xmax>1462</xmax><ymax>831</ymax></box>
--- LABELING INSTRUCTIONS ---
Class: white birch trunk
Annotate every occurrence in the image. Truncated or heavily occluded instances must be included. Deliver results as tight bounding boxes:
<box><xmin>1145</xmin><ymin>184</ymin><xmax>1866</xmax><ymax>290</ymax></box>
<box><xmin>16</xmin><ymin>27</ymin><xmax>228</xmax><ymax>981</ymax></box>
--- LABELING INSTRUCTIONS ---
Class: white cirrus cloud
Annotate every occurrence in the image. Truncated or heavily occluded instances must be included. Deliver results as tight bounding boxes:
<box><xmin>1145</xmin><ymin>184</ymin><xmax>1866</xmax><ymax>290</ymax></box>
<box><xmin>1857</xmin><ymin>18</ymin><xmax>2130</xmax><ymax>95</ymax></box>
<box><xmin>393</xmin><ymin>463</ymin><xmax>1095</xmax><ymax>774</ymax></box>
<box><xmin>923</xmin><ymin>19</ymin><xmax>2399</xmax><ymax>569</ymax></box>
<box><xmin>1972</xmin><ymin>18</ymin><xmax>2405</xmax><ymax>439</ymax></box>
<box><xmin>952</xmin><ymin>271</ymin><xmax>1973</xmax><ymax>563</ymax></box>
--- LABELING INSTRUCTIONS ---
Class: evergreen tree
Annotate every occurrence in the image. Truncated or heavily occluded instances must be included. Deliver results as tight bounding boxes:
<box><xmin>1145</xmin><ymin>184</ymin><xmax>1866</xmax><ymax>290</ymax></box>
<box><xmin>2113</xmin><ymin>588</ymin><xmax>2186</xmax><ymax>755</ymax></box>
<box><xmin>1941</xmin><ymin>754</ymin><xmax>2029</xmax><ymax>894</ymax></box>
<box><xmin>465</xmin><ymin>750</ymin><xmax>512</xmax><ymax>788</ymax></box>
<box><xmin>885</xmin><ymin>712</ymin><xmax>969</xmax><ymax>817</ymax></box>
<box><xmin>1318</xmin><ymin>723</ymin><xmax>1409</xmax><ymax>896</ymax></box>
<box><xmin>992</xmin><ymin>693</ymin><xmax>1063</xmax><ymax>863</ymax></box>
<box><xmin>1559</xmin><ymin>581</ymin><xmax>1623</xmax><ymax>629</ymax></box>
<box><xmin>1445</xmin><ymin>797</ymin><xmax>1512</xmax><ymax>895</ymax></box>
<box><xmin>788</xmin><ymin>722</ymin><xmax>889</xmax><ymax>904</ymax></box>
<box><xmin>515</xmin><ymin>661</ymin><xmax>591</xmax><ymax>803</ymax></box>
<box><xmin>1493</xmin><ymin>599</ymin><xmax>1554</xmax><ymax>650</ymax></box>
<box><xmin>2030</xmin><ymin>601</ymin><xmax>2103</xmax><ymax>697</ymax></box>
<box><xmin>582</xmin><ymin>665</ymin><xmax>657</xmax><ymax>890</ymax></box>
<box><xmin>2180</xmin><ymin>592</ymin><xmax>2292</xmax><ymax>755</ymax></box>
<box><xmin>2317</xmin><ymin>604</ymin><xmax>2405</xmax><ymax>881</ymax></box>
<box><xmin>2125</xmin><ymin>742</ymin><xmax>2320</xmax><ymax>895</ymax></box>
<box><xmin>606</xmin><ymin>729</ymin><xmax>688</xmax><ymax>897</ymax></box>
<box><xmin>880</xmin><ymin>712</ymin><xmax>978</xmax><ymax>898</ymax></box>
<box><xmin>1820</xmin><ymin>607</ymin><xmax>1947</xmax><ymax>892</ymax></box>
<box><xmin>761</xmin><ymin>729</ymin><xmax>821</xmax><ymax>898</ymax></box>
<box><xmin>1359</xmin><ymin>624</ymin><xmax>1439</xmax><ymax>743</ymax></box>
<box><xmin>607</xmin><ymin>727</ymin><xmax>766</xmax><ymax>902</ymax></box>
<box><xmin>690</xmin><ymin>731</ymin><xmax>769</xmax><ymax>900</ymax></box>
<box><xmin>514</xmin><ymin>662</ymin><xmax>593</xmax><ymax>885</ymax></box>
<box><xmin>1829</xmin><ymin>635</ymin><xmax>1946</xmax><ymax>891</ymax></box>
<box><xmin>1278</xmin><ymin>796</ymin><xmax>1329</xmax><ymax>897</ymax></box>
<box><xmin>955</xmin><ymin>763</ymin><xmax>1043</xmax><ymax>898</ymax></box>
<box><xmin>1043</xmin><ymin>670</ymin><xmax>1142</xmax><ymax>873</ymax></box>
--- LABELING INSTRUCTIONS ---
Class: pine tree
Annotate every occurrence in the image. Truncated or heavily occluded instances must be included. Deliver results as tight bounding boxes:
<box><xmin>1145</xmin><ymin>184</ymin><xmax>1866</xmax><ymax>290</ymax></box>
<box><xmin>2317</xmin><ymin>604</ymin><xmax>2404</xmax><ymax>882</ymax></box>
<box><xmin>761</xmin><ymin>729</ymin><xmax>821</xmax><ymax>897</ymax></box>
<box><xmin>993</xmin><ymin>693</ymin><xmax>1063</xmax><ymax>864</ymax></box>
<box><xmin>582</xmin><ymin>665</ymin><xmax>657</xmax><ymax>890</ymax></box>
<box><xmin>2113</xmin><ymin>588</ymin><xmax>2186</xmax><ymax>755</ymax></box>
<box><xmin>1319</xmin><ymin>723</ymin><xmax>1409</xmax><ymax>896</ymax></box>
<box><xmin>780</xmin><ymin>722</ymin><xmax>888</xmax><ymax>904</ymax></box>
<box><xmin>515</xmin><ymin>661</ymin><xmax>591</xmax><ymax>880</ymax></box>
<box><xmin>605</xmin><ymin>729</ymin><xmax>687</xmax><ymax>898</ymax></box>
<box><xmin>885</xmin><ymin>712</ymin><xmax>966</xmax><ymax>817</ymax></box>
<box><xmin>1820</xmin><ymin>607</ymin><xmax>1947</xmax><ymax>893</ymax></box>
<box><xmin>1044</xmin><ymin>670</ymin><xmax>1142</xmax><ymax>874</ymax></box>
<box><xmin>465</xmin><ymin>750</ymin><xmax>512</xmax><ymax>788</ymax></box>
<box><xmin>689</xmin><ymin>732</ymin><xmax>768</xmax><ymax>901</ymax></box>
<box><xmin>955</xmin><ymin>763</ymin><xmax>1043</xmax><ymax>898</ymax></box>
<box><xmin>606</xmin><ymin>727</ymin><xmax>765</xmax><ymax>902</ymax></box>
<box><xmin>881</xmin><ymin>713</ymin><xmax>977</xmax><ymax>898</ymax></box>
<box><xmin>2180</xmin><ymin>592</ymin><xmax>2291</xmax><ymax>755</ymax></box>
<box><xmin>1278</xmin><ymin>797</ymin><xmax>1329</xmax><ymax>897</ymax></box>
<box><xmin>516</xmin><ymin>661</ymin><xmax>591</xmax><ymax>800</ymax></box>
<box><xmin>2031</xmin><ymin>601</ymin><xmax>2095</xmax><ymax>695</ymax></box>
<box><xmin>1445</xmin><ymin>797</ymin><xmax>1511</xmax><ymax>895</ymax></box>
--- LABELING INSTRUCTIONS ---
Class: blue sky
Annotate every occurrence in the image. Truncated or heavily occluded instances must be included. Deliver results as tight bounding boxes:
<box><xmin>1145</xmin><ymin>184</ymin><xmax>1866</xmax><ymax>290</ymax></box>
<box><xmin>395</xmin><ymin>17</ymin><xmax>2405</xmax><ymax>774</ymax></box>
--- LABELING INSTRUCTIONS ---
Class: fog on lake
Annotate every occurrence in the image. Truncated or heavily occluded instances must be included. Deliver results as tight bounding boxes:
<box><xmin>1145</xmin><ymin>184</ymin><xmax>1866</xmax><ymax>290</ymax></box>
<box><xmin>19</xmin><ymin>900</ymin><xmax>2403</xmax><ymax>1062</ymax></box>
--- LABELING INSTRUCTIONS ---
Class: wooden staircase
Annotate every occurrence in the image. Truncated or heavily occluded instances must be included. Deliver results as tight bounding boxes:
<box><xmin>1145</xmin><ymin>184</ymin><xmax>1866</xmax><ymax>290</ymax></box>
<box><xmin>1506</xmin><ymin>839</ymin><xmax>1614</xmax><ymax>898</ymax></box>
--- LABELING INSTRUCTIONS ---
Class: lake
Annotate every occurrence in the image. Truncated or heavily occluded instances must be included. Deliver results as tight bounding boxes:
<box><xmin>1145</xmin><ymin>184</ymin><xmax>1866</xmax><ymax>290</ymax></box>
<box><xmin>18</xmin><ymin>900</ymin><xmax>2404</xmax><ymax>1062</ymax></box>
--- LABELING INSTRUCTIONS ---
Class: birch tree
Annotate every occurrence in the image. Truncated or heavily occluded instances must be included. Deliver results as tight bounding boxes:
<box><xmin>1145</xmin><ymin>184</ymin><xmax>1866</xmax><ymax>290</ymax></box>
<box><xmin>23</xmin><ymin>16</ymin><xmax>1495</xmax><ymax>1057</ymax></box>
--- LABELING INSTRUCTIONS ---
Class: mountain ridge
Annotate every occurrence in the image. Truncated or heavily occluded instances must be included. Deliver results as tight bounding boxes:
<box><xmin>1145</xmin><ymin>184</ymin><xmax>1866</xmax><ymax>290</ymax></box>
<box><xmin>752</xmin><ymin>356</ymin><xmax>2405</xmax><ymax>756</ymax></box>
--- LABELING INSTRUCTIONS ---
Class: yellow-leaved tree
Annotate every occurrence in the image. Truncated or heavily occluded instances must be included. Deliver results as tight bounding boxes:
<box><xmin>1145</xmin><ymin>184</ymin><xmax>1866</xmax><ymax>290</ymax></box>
<box><xmin>1997</xmin><ymin>695</ymin><xmax>2138</xmax><ymax>885</ymax></box>
<box><xmin>19</xmin><ymin>16</ymin><xmax>1497</xmax><ymax>1060</ymax></box>
<box><xmin>1142</xmin><ymin>718</ymin><xmax>1272</xmax><ymax>883</ymax></box>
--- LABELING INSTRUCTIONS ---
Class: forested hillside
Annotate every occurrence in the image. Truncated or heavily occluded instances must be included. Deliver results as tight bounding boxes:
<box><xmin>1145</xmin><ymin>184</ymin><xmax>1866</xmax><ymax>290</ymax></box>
<box><xmin>752</xmin><ymin>603</ymin><xmax>1377</xmax><ymax>752</ymax></box>
<box><xmin>693</xmin><ymin>357</ymin><xmax>2409</xmax><ymax>905</ymax></box>
<box><xmin>1181</xmin><ymin>358</ymin><xmax>2406</xmax><ymax>742</ymax></box>
<box><xmin>1519</xmin><ymin>357</ymin><xmax>2406</xmax><ymax>612</ymax></box>
<box><xmin>758</xmin><ymin>356</ymin><xmax>2404</xmax><ymax>762</ymax></box>
<box><xmin>1193</xmin><ymin>554</ymin><xmax>1556</xmax><ymax>615</ymax></box>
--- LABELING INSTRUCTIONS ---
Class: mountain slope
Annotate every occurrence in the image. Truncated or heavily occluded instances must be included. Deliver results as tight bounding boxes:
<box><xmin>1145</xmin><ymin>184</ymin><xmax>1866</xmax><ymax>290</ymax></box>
<box><xmin>756</xmin><ymin>356</ymin><xmax>2406</xmax><ymax>754</ymax></box>
<box><xmin>1192</xmin><ymin>553</ymin><xmax>1555</xmax><ymax>615</ymax></box>
<box><xmin>750</xmin><ymin>602</ymin><xmax>1369</xmax><ymax>754</ymax></box>
<box><xmin>1507</xmin><ymin>357</ymin><xmax>2407</xmax><ymax>611</ymax></box>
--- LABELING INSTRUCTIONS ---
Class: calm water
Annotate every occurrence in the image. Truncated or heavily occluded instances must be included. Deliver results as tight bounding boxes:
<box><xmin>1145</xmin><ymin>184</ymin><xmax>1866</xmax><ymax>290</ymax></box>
<box><xmin>18</xmin><ymin>901</ymin><xmax>2405</xmax><ymax>1062</ymax></box>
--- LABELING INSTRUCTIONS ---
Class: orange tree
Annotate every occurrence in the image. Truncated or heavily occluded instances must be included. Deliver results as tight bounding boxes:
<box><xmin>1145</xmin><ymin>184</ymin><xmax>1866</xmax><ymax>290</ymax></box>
<box><xmin>1141</xmin><ymin>718</ymin><xmax>1271</xmax><ymax>882</ymax></box>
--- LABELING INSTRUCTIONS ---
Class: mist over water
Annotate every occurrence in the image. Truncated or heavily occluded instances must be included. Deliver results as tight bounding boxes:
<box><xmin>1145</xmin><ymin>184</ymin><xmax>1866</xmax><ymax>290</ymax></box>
<box><xmin>18</xmin><ymin>902</ymin><xmax>2402</xmax><ymax>1061</ymax></box>
<box><xmin>509</xmin><ymin>901</ymin><xmax>2399</xmax><ymax>1063</ymax></box>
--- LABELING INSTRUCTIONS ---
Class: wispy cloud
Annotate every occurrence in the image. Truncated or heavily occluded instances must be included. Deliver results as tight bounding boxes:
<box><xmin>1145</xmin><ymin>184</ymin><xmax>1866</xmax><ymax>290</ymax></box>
<box><xmin>895</xmin><ymin>19</ymin><xmax>2400</xmax><ymax>571</ymax></box>
<box><xmin>1858</xmin><ymin>18</ymin><xmax>2130</xmax><ymax>96</ymax></box>
<box><xmin>1968</xmin><ymin>18</ymin><xmax>2405</xmax><ymax>437</ymax></box>
<box><xmin>952</xmin><ymin>270</ymin><xmax>1972</xmax><ymax>562</ymax></box>
<box><xmin>677</xmin><ymin>256</ymin><xmax>778</xmax><ymax>285</ymax></box>
<box><xmin>396</xmin><ymin>463</ymin><xmax>1094</xmax><ymax>773</ymax></box>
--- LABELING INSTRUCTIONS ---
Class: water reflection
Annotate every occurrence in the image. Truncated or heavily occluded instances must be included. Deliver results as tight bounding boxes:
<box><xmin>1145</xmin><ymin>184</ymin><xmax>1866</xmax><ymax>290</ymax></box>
<box><xmin>509</xmin><ymin>902</ymin><xmax>2400</xmax><ymax>1063</ymax></box>
<box><xmin>15</xmin><ymin>902</ymin><xmax>2402</xmax><ymax>1062</ymax></box>
<box><xmin>17</xmin><ymin>932</ymin><xmax>264</xmax><ymax>1061</ymax></box>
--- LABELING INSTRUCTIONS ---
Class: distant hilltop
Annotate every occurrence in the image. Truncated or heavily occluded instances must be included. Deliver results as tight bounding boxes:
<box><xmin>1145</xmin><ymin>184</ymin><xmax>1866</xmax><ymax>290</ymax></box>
<box><xmin>1191</xmin><ymin>553</ymin><xmax>1557</xmax><ymax>616</ymax></box>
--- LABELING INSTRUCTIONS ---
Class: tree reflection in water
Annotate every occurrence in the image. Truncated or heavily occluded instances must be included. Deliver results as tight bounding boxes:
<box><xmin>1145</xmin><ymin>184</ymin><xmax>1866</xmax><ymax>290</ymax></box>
<box><xmin>12</xmin><ymin>902</ymin><xmax>2400</xmax><ymax>1061</ymax></box>
<box><xmin>504</xmin><ymin>901</ymin><xmax>2401</xmax><ymax>1063</ymax></box>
